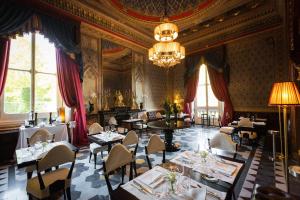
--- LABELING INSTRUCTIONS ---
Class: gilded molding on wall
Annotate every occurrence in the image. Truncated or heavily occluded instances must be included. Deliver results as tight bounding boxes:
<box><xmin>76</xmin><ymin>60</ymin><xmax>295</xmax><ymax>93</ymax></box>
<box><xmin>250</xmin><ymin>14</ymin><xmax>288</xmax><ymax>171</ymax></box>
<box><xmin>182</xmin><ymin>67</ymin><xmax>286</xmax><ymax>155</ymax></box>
<box><xmin>81</xmin><ymin>23</ymin><xmax>146</xmax><ymax>54</ymax></box>
<box><xmin>41</xmin><ymin>0</ymin><xmax>152</xmax><ymax>48</ymax></box>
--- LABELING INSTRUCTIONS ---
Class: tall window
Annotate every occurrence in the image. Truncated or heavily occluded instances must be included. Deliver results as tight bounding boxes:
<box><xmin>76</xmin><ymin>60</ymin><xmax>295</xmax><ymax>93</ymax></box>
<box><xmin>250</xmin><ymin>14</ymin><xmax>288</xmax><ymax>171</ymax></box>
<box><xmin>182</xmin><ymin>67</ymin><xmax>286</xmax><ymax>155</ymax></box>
<box><xmin>3</xmin><ymin>32</ymin><xmax>59</xmax><ymax>115</ymax></box>
<box><xmin>195</xmin><ymin>64</ymin><xmax>221</xmax><ymax>121</ymax></box>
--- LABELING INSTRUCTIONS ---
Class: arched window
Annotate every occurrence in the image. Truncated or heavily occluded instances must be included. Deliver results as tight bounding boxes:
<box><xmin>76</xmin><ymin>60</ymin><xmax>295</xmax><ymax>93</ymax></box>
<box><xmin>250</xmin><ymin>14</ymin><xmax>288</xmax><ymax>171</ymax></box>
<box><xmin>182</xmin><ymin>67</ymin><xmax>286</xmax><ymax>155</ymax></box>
<box><xmin>1</xmin><ymin>32</ymin><xmax>61</xmax><ymax>120</ymax></box>
<box><xmin>194</xmin><ymin>64</ymin><xmax>222</xmax><ymax>125</ymax></box>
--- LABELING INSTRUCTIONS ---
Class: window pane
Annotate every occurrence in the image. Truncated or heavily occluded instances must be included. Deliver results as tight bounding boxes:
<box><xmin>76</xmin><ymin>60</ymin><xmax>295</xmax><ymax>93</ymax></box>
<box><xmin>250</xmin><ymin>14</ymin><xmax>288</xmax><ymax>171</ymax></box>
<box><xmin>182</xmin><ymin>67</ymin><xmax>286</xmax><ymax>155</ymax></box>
<box><xmin>35</xmin><ymin>33</ymin><xmax>56</xmax><ymax>74</ymax></box>
<box><xmin>8</xmin><ymin>33</ymin><xmax>31</xmax><ymax>70</ymax></box>
<box><xmin>196</xmin><ymin>85</ymin><xmax>206</xmax><ymax>107</ymax></box>
<box><xmin>198</xmin><ymin>64</ymin><xmax>206</xmax><ymax>85</ymax></box>
<box><xmin>208</xmin><ymin>85</ymin><xmax>219</xmax><ymax>107</ymax></box>
<box><xmin>4</xmin><ymin>70</ymin><xmax>31</xmax><ymax>113</ymax></box>
<box><xmin>35</xmin><ymin>73</ymin><xmax>57</xmax><ymax>112</ymax></box>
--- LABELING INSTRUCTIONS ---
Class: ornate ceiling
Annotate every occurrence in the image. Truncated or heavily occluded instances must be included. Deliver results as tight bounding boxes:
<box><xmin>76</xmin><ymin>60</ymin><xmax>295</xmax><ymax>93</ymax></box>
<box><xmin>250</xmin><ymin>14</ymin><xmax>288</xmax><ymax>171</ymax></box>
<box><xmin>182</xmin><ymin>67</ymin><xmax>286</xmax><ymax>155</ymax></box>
<box><xmin>41</xmin><ymin>0</ymin><xmax>282</xmax><ymax>54</ymax></box>
<box><xmin>109</xmin><ymin>0</ymin><xmax>214</xmax><ymax>22</ymax></box>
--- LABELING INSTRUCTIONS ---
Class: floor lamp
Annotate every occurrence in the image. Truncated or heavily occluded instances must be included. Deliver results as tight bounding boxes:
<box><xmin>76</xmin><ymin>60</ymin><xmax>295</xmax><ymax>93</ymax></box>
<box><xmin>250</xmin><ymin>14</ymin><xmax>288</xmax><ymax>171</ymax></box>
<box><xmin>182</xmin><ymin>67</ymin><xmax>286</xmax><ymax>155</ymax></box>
<box><xmin>268</xmin><ymin>81</ymin><xmax>300</xmax><ymax>190</ymax></box>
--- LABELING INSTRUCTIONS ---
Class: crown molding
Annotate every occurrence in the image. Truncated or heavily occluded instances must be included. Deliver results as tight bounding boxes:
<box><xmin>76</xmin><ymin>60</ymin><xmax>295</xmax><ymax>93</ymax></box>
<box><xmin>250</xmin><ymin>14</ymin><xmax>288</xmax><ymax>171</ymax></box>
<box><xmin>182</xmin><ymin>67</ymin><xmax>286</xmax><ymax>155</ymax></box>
<box><xmin>40</xmin><ymin>0</ymin><xmax>152</xmax><ymax>49</ymax></box>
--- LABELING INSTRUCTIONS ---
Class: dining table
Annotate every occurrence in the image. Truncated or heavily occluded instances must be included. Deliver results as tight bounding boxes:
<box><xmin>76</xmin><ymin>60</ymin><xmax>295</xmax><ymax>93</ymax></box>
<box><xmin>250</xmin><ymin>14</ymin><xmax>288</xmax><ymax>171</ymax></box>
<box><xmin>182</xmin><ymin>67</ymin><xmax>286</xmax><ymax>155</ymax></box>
<box><xmin>88</xmin><ymin>131</ymin><xmax>125</xmax><ymax>152</ymax></box>
<box><xmin>122</xmin><ymin>118</ymin><xmax>143</xmax><ymax>130</ymax></box>
<box><xmin>111</xmin><ymin>151</ymin><xmax>245</xmax><ymax>200</ymax></box>
<box><xmin>15</xmin><ymin>141</ymin><xmax>78</xmax><ymax>169</ymax></box>
<box><xmin>147</xmin><ymin>120</ymin><xmax>190</xmax><ymax>152</ymax></box>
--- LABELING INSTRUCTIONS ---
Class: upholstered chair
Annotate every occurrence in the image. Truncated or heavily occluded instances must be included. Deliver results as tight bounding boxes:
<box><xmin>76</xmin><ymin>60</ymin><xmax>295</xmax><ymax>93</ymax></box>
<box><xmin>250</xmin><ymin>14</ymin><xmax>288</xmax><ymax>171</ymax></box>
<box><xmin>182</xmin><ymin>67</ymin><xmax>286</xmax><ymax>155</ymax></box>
<box><xmin>88</xmin><ymin>123</ymin><xmax>108</xmax><ymax>169</ymax></box>
<box><xmin>26</xmin><ymin>129</ymin><xmax>55</xmax><ymax>179</ymax></box>
<box><xmin>103</xmin><ymin>144</ymin><xmax>133</xmax><ymax>197</ymax></box>
<box><xmin>133</xmin><ymin>112</ymin><xmax>148</xmax><ymax>136</ymax></box>
<box><xmin>27</xmin><ymin>129</ymin><xmax>55</xmax><ymax>147</ymax></box>
<box><xmin>155</xmin><ymin>112</ymin><xmax>163</xmax><ymax>119</ymax></box>
<box><xmin>122</xmin><ymin>130</ymin><xmax>139</xmax><ymax>176</ymax></box>
<box><xmin>208</xmin><ymin>133</ymin><xmax>238</xmax><ymax>159</ymax></box>
<box><xmin>108</xmin><ymin>116</ymin><xmax>118</xmax><ymax>129</ymax></box>
<box><xmin>145</xmin><ymin>135</ymin><xmax>166</xmax><ymax>169</ymax></box>
<box><xmin>26</xmin><ymin>145</ymin><xmax>76</xmax><ymax>200</ymax></box>
<box><xmin>238</xmin><ymin>118</ymin><xmax>257</xmax><ymax>145</ymax></box>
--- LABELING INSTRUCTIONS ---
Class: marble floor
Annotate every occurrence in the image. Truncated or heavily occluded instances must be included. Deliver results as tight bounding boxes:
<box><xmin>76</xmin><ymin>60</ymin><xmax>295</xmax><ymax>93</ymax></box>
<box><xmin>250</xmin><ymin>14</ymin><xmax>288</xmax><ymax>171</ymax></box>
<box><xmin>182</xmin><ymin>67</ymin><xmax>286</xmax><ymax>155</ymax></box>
<box><xmin>0</xmin><ymin>126</ymin><xmax>288</xmax><ymax>200</ymax></box>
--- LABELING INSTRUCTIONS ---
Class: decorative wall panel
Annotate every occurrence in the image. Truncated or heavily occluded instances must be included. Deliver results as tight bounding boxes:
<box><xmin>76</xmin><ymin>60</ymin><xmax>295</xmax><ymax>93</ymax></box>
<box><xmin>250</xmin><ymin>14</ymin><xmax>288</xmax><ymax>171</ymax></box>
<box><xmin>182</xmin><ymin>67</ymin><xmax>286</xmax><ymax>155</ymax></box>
<box><xmin>227</xmin><ymin>29</ymin><xmax>288</xmax><ymax>112</ymax></box>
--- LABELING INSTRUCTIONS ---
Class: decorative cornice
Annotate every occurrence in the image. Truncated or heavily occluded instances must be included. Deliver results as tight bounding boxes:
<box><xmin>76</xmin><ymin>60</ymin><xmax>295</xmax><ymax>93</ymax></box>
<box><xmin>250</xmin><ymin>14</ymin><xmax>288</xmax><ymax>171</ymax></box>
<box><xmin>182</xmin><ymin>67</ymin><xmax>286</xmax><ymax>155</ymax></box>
<box><xmin>81</xmin><ymin>23</ymin><xmax>147</xmax><ymax>54</ymax></box>
<box><xmin>183</xmin><ymin>3</ymin><xmax>283</xmax><ymax>54</ymax></box>
<box><xmin>41</xmin><ymin>0</ymin><xmax>152</xmax><ymax>49</ymax></box>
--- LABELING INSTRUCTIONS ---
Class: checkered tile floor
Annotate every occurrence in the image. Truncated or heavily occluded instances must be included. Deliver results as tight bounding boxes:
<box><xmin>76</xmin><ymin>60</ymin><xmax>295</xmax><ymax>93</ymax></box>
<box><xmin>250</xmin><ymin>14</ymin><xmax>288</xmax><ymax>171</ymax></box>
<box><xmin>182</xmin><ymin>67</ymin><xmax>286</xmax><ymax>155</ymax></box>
<box><xmin>0</xmin><ymin>126</ymin><xmax>287</xmax><ymax>200</ymax></box>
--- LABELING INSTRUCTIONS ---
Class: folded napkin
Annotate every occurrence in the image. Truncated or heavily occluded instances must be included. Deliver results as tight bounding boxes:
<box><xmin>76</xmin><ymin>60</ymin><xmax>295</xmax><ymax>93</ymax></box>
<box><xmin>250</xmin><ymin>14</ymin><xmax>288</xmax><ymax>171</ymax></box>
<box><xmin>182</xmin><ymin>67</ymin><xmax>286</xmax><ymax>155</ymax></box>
<box><xmin>171</xmin><ymin>188</ymin><xmax>206</xmax><ymax>200</ymax></box>
<box><xmin>137</xmin><ymin>170</ymin><xmax>164</xmax><ymax>189</ymax></box>
<box><xmin>214</xmin><ymin>161</ymin><xmax>236</xmax><ymax>176</ymax></box>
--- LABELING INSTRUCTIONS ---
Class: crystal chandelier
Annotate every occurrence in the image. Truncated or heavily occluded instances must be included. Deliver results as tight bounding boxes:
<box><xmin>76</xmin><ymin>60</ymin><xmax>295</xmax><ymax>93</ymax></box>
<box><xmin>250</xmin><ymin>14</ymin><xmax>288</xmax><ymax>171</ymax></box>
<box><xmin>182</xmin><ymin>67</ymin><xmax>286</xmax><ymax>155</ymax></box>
<box><xmin>148</xmin><ymin>1</ymin><xmax>185</xmax><ymax>68</ymax></box>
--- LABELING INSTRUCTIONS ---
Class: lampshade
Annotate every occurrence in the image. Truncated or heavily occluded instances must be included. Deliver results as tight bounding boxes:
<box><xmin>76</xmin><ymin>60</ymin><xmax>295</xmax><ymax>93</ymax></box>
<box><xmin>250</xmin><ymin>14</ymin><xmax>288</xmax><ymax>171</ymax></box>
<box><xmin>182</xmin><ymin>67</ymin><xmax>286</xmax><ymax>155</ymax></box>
<box><xmin>268</xmin><ymin>82</ymin><xmax>300</xmax><ymax>105</ymax></box>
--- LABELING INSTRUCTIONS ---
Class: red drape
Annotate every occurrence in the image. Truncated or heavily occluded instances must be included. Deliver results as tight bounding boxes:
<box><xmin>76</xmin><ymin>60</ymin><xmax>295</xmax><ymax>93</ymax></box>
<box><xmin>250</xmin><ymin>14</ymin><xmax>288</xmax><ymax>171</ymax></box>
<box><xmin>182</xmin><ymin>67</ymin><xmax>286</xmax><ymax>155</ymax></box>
<box><xmin>184</xmin><ymin>70</ymin><xmax>199</xmax><ymax>116</ymax></box>
<box><xmin>207</xmin><ymin>67</ymin><xmax>233</xmax><ymax>126</ymax></box>
<box><xmin>0</xmin><ymin>38</ymin><xmax>10</xmax><ymax>96</ymax></box>
<box><xmin>56</xmin><ymin>48</ymin><xmax>88</xmax><ymax>146</ymax></box>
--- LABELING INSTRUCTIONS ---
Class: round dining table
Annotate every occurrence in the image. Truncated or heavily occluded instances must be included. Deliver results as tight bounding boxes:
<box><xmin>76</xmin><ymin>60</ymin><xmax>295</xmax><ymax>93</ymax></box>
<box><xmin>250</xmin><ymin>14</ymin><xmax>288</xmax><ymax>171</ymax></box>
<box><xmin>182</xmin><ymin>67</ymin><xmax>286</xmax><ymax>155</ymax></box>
<box><xmin>147</xmin><ymin>119</ymin><xmax>190</xmax><ymax>152</ymax></box>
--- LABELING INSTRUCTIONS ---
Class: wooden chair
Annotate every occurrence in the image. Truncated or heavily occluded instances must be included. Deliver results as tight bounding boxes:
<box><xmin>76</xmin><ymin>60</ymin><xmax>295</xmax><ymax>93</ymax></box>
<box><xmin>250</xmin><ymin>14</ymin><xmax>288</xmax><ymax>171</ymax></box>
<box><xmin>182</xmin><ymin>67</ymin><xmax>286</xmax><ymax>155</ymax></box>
<box><xmin>145</xmin><ymin>135</ymin><xmax>165</xmax><ymax>169</ymax></box>
<box><xmin>26</xmin><ymin>129</ymin><xmax>55</xmax><ymax>179</ymax></box>
<box><xmin>208</xmin><ymin>133</ymin><xmax>238</xmax><ymax>159</ymax></box>
<box><xmin>103</xmin><ymin>144</ymin><xmax>133</xmax><ymax>197</ymax></box>
<box><xmin>26</xmin><ymin>145</ymin><xmax>76</xmax><ymax>200</ymax></box>
<box><xmin>88</xmin><ymin>123</ymin><xmax>108</xmax><ymax>169</ymax></box>
<box><xmin>122</xmin><ymin>130</ymin><xmax>139</xmax><ymax>176</ymax></box>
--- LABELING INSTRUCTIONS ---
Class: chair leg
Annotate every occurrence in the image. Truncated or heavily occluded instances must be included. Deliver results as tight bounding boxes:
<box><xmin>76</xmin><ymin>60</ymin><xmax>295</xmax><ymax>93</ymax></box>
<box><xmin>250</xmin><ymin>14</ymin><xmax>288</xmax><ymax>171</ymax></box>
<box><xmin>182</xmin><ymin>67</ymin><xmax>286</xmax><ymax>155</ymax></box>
<box><xmin>101</xmin><ymin>150</ymin><xmax>104</xmax><ymax>158</ymax></box>
<box><xmin>133</xmin><ymin>161</ymin><xmax>137</xmax><ymax>177</ymax></box>
<box><xmin>64</xmin><ymin>190</ymin><xmax>66</xmax><ymax>200</ymax></box>
<box><xmin>27</xmin><ymin>172</ymin><xmax>33</xmax><ymax>179</ymax></box>
<box><xmin>232</xmin><ymin>190</ymin><xmax>236</xmax><ymax>200</ymax></box>
<box><xmin>146</xmin><ymin>155</ymin><xmax>152</xmax><ymax>169</ymax></box>
<box><xmin>129</xmin><ymin>162</ymin><xmax>133</xmax><ymax>181</ymax></box>
<box><xmin>89</xmin><ymin>152</ymin><xmax>92</xmax><ymax>163</ymax></box>
<box><xmin>66</xmin><ymin>187</ymin><xmax>71</xmax><ymax>200</ymax></box>
<box><xmin>121</xmin><ymin>166</ymin><xmax>125</xmax><ymax>184</ymax></box>
<box><xmin>94</xmin><ymin>153</ymin><xmax>97</xmax><ymax>169</ymax></box>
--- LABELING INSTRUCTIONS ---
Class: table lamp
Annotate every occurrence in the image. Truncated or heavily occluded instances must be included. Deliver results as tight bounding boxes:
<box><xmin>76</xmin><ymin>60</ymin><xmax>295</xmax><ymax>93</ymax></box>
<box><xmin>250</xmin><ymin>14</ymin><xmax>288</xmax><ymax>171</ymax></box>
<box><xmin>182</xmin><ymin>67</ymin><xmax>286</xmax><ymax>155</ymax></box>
<box><xmin>268</xmin><ymin>81</ymin><xmax>300</xmax><ymax>186</ymax></box>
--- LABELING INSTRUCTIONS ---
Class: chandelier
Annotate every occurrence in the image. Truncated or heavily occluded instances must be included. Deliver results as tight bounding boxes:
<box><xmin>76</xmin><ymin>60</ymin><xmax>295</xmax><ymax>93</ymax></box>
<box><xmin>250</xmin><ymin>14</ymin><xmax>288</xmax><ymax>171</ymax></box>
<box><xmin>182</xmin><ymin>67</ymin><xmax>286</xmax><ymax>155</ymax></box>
<box><xmin>148</xmin><ymin>1</ymin><xmax>185</xmax><ymax>68</ymax></box>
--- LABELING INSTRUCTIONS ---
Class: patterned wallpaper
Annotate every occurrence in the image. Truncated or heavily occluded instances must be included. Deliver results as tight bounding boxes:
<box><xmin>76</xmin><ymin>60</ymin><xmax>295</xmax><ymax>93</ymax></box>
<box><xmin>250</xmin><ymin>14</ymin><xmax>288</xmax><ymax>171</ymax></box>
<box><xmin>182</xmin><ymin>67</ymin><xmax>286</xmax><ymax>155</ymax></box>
<box><xmin>144</xmin><ymin>61</ymin><xmax>169</xmax><ymax>110</ymax></box>
<box><xmin>227</xmin><ymin>29</ymin><xmax>288</xmax><ymax>112</ymax></box>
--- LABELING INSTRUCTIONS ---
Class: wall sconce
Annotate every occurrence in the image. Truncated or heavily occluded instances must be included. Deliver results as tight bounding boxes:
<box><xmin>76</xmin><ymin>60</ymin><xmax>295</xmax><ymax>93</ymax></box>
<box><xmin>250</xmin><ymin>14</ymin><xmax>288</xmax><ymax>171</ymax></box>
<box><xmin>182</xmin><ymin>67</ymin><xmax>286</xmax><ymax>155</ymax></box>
<box><xmin>58</xmin><ymin>107</ymin><xmax>65</xmax><ymax>123</ymax></box>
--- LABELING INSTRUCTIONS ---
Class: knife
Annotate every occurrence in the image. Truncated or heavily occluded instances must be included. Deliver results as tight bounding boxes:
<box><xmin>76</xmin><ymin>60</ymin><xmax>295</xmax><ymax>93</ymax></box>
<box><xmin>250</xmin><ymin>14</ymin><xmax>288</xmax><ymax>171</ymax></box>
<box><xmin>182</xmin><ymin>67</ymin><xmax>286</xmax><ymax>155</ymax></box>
<box><xmin>133</xmin><ymin>180</ymin><xmax>153</xmax><ymax>194</ymax></box>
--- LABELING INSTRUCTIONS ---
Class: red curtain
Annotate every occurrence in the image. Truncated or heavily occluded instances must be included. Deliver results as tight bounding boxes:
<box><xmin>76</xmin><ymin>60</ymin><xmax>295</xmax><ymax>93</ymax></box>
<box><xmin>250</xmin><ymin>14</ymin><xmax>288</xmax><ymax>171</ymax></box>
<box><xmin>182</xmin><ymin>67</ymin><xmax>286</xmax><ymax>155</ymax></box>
<box><xmin>0</xmin><ymin>38</ymin><xmax>10</xmax><ymax>96</ymax></box>
<box><xmin>207</xmin><ymin>67</ymin><xmax>233</xmax><ymax>126</ymax></box>
<box><xmin>184</xmin><ymin>70</ymin><xmax>199</xmax><ymax>116</ymax></box>
<box><xmin>56</xmin><ymin>48</ymin><xmax>88</xmax><ymax>146</ymax></box>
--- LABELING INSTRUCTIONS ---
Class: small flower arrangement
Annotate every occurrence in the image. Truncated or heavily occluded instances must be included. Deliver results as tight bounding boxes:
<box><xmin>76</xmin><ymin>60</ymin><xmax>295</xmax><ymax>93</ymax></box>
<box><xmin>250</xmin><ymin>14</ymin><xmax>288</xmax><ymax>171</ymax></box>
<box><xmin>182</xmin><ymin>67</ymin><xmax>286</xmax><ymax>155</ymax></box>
<box><xmin>166</xmin><ymin>171</ymin><xmax>177</xmax><ymax>193</ymax></box>
<box><xmin>199</xmin><ymin>150</ymin><xmax>208</xmax><ymax>162</ymax></box>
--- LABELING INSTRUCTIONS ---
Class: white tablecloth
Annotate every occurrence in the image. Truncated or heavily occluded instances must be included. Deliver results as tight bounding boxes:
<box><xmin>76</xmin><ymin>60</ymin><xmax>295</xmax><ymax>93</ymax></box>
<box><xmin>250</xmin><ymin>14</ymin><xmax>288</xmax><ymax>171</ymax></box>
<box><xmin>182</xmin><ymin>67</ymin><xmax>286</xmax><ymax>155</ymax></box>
<box><xmin>17</xmin><ymin>124</ymin><xmax>69</xmax><ymax>149</ymax></box>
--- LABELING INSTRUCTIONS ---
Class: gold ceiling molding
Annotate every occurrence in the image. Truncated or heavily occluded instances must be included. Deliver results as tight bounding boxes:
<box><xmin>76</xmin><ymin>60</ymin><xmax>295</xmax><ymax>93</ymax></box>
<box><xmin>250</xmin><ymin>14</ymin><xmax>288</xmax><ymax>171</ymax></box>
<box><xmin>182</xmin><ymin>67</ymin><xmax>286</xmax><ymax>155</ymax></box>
<box><xmin>81</xmin><ymin>23</ymin><xmax>147</xmax><ymax>54</ymax></box>
<box><xmin>41</xmin><ymin>0</ymin><xmax>152</xmax><ymax>49</ymax></box>
<box><xmin>181</xmin><ymin>2</ymin><xmax>282</xmax><ymax>54</ymax></box>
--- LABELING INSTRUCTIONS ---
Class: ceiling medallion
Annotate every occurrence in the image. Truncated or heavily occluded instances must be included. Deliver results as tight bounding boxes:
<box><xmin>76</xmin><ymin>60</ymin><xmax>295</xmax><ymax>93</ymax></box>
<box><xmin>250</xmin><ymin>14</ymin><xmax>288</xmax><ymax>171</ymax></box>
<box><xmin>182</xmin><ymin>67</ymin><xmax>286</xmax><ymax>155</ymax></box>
<box><xmin>149</xmin><ymin>19</ymin><xmax>185</xmax><ymax>68</ymax></box>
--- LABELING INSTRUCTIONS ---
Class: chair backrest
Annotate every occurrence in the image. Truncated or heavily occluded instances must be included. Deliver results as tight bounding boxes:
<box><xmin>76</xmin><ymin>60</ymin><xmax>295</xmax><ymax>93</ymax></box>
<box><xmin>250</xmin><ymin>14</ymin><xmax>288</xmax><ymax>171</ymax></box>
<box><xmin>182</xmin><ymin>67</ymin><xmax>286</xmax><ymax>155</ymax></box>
<box><xmin>238</xmin><ymin>118</ymin><xmax>253</xmax><ymax>127</ymax></box>
<box><xmin>209</xmin><ymin>133</ymin><xmax>236</xmax><ymax>153</ymax></box>
<box><xmin>140</xmin><ymin>112</ymin><xmax>148</xmax><ymax>122</ymax></box>
<box><xmin>146</xmin><ymin>135</ymin><xmax>165</xmax><ymax>154</ymax></box>
<box><xmin>104</xmin><ymin>144</ymin><xmax>132</xmax><ymax>174</ymax></box>
<box><xmin>37</xmin><ymin>145</ymin><xmax>75</xmax><ymax>172</ymax></box>
<box><xmin>108</xmin><ymin>117</ymin><xmax>118</xmax><ymax>126</ymax></box>
<box><xmin>88</xmin><ymin>123</ymin><xmax>103</xmax><ymax>135</ymax></box>
<box><xmin>28</xmin><ymin>129</ymin><xmax>54</xmax><ymax>146</ymax></box>
<box><xmin>122</xmin><ymin>130</ymin><xmax>138</xmax><ymax>147</ymax></box>
<box><xmin>155</xmin><ymin>112</ymin><xmax>162</xmax><ymax>119</ymax></box>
